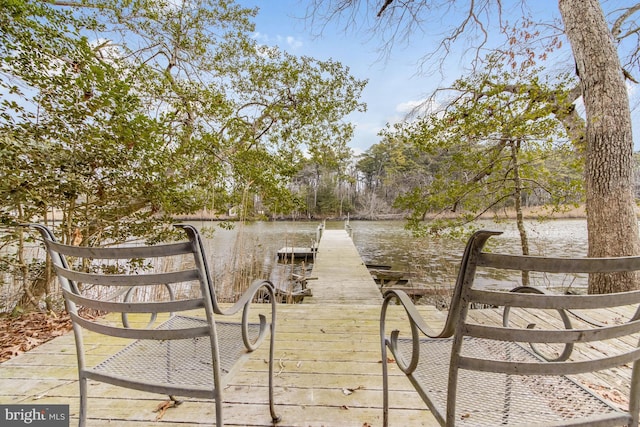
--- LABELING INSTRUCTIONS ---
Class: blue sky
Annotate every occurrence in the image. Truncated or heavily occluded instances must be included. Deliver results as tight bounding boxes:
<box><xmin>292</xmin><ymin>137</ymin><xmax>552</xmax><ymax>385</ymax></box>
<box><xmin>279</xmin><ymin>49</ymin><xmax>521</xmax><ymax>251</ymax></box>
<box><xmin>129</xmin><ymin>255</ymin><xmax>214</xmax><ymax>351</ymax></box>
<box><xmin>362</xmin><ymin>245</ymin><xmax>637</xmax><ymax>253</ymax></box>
<box><xmin>242</xmin><ymin>0</ymin><xmax>449</xmax><ymax>154</ymax></box>
<box><xmin>241</xmin><ymin>0</ymin><xmax>640</xmax><ymax>154</ymax></box>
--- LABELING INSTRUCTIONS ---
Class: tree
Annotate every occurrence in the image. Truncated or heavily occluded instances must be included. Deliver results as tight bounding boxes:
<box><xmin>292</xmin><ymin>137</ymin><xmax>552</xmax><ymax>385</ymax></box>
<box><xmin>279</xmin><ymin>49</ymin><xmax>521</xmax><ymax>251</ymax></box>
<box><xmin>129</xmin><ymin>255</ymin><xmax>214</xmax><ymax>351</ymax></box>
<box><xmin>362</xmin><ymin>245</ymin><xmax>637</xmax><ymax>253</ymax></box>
<box><xmin>309</xmin><ymin>0</ymin><xmax>640</xmax><ymax>293</ymax></box>
<box><xmin>559</xmin><ymin>0</ymin><xmax>640</xmax><ymax>293</ymax></box>
<box><xmin>388</xmin><ymin>64</ymin><xmax>583</xmax><ymax>282</ymax></box>
<box><xmin>355</xmin><ymin>136</ymin><xmax>423</xmax><ymax>217</ymax></box>
<box><xmin>290</xmin><ymin>138</ymin><xmax>355</xmax><ymax>218</ymax></box>
<box><xmin>0</xmin><ymin>0</ymin><xmax>366</xmax><ymax>310</ymax></box>
<box><xmin>82</xmin><ymin>0</ymin><xmax>366</xmax><ymax>221</ymax></box>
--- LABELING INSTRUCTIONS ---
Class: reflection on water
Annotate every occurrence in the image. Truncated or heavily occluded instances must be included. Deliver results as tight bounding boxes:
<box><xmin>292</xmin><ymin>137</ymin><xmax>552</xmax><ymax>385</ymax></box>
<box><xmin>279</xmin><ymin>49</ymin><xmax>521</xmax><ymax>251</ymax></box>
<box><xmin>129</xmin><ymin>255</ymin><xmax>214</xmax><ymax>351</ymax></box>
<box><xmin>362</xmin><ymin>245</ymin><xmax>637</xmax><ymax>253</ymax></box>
<box><xmin>349</xmin><ymin>219</ymin><xmax>590</xmax><ymax>292</ymax></box>
<box><xmin>191</xmin><ymin>219</ymin><xmax>591</xmax><ymax>297</ymax></box>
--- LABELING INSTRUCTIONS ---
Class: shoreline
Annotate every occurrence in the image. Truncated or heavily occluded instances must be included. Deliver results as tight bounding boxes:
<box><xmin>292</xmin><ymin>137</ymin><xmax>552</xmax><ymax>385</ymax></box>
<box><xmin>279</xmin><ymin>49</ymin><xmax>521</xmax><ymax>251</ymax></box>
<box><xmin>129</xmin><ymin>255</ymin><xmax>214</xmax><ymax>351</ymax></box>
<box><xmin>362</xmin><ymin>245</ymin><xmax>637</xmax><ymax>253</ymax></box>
<box><xmin>174</xmin><ymin>205</ymin><xmax>590</xmax><ymax>222</ymax></box>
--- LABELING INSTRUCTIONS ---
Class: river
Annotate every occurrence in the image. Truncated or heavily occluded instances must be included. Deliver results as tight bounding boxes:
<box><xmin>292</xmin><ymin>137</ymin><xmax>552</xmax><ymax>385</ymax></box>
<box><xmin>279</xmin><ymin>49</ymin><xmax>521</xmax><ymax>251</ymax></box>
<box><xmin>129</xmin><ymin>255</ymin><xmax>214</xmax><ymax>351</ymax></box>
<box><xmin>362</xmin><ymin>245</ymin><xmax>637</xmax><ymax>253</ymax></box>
<box><xmin>191</xmin><ymin>219</ymin><xmax>590</xmax><ymax>298</ymax></box>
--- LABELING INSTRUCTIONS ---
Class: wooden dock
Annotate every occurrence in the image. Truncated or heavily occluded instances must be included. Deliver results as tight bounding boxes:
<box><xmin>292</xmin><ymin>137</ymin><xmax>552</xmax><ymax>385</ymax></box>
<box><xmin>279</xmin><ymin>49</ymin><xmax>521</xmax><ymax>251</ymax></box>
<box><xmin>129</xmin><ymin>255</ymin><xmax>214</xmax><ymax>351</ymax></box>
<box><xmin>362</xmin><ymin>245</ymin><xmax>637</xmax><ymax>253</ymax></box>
<box><xmin>0</xmin><ymin>304</ymin><xmax>442</xmax><ymax>426</ymax></box>
<box><xmin>305</xmin><ymin>229</ymin><xmax>382</xmax><ymax>305</ymax></box>
<box><xmin>2</xmin><ymin>303</ymin><xmax>638</xmax><ymax>426</ymax></box>
<box><xmin>0</xmin><ymin>227</ymin><xmax>637</xmax><ymax>426</ymax></box>
<box><xmin>276</xmin><ymin>246</ymin><xmax>317</xmax><ymax>260</ymax></box>
<box><xmin>0</xmin><ymin>227</ymin><xmax>394</xmax><ymax>426</ymax></box>
<box><xmin>2</xmin><ymin>303</ymin><xmax>639</xmax><ymax>426</ymax></box>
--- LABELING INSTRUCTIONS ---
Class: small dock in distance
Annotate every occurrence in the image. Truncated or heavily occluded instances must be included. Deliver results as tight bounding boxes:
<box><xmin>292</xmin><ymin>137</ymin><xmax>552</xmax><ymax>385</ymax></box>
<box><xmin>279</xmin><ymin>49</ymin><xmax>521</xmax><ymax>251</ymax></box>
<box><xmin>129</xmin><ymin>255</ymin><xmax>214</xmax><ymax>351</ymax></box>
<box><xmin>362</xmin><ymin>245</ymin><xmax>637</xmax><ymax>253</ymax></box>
<box><xmin>276</xmin><ymin>245</ymin><xmax>317</xmax><ymax>260</ymax></box>
<box><xmin>277</xmin><ymin>223</ymin><xmax>322</xmax><ymax>261</ymax></box>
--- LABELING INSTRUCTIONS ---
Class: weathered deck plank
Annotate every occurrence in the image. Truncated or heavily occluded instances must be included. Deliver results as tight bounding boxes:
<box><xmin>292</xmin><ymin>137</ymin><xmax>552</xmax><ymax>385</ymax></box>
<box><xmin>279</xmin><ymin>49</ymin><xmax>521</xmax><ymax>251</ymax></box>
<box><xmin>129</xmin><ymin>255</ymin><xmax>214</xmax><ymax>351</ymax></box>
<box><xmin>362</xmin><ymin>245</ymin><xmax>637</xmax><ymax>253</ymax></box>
<box><xmin>1</xmin><ymin>303</ymin><xmax>638</xmax><ymax>426</ymax></box>
<box><xmin>305</xmin><ymin>229</ymin><xmax>382</xmax><ymax>305</ymax></box>
<box><xmin>0</xmin><ymin>304</ymin><xmax>442</xmax><ymax>426</ymax></box>
<box><xmin>3</xmin><ymin>228</ymin><xmax>639</xmax><ymax>426</ymax></box>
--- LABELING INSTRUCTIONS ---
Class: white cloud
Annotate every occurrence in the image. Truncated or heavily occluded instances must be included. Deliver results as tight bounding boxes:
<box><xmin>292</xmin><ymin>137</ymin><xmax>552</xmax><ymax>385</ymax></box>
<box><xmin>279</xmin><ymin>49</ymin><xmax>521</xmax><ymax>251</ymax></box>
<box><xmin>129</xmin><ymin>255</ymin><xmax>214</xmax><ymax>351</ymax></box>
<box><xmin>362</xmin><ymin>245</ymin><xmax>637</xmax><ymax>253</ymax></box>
<box><xmin>253</xmin><ymin>32</ymin><xmax>269</xmax><ymax>43</ymax></box>
<box><xmin>286</xmin><ymin>36</ymin><xmax>303</xmax><ymax>49</ymax></box>
<box><xmin>348</xmin><ymin>118</ymin><xmax>386</xmax><ymax>152</ymax></box>
<box><xmin>396</xmin><ymin>99</ymin><xmax>425</xmax><ymax>114</ymax></box>
<box><xmin>396</xmin><ymin>98</ymin><xmax>439</xmax><ymax>116</ymax></box>
<box><xmin>253</xmin><ymin>32</ymin><xmax>302</xmax><ymax>51</ymax></box>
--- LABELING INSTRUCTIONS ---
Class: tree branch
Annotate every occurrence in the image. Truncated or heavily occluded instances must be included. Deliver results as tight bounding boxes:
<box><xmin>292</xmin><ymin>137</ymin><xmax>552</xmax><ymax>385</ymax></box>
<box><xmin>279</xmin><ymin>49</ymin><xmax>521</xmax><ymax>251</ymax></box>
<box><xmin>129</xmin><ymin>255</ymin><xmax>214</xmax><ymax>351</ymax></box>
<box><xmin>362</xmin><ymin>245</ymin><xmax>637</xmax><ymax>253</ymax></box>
<box><xmin>377</xmin><ymin>0</ymin><xmax>393</xmax><ymax>17</ymax></box>
<box><xmin>612</xmin><ymin>3</ymin><xmax>640</xmax><ymax>40</ymax></box>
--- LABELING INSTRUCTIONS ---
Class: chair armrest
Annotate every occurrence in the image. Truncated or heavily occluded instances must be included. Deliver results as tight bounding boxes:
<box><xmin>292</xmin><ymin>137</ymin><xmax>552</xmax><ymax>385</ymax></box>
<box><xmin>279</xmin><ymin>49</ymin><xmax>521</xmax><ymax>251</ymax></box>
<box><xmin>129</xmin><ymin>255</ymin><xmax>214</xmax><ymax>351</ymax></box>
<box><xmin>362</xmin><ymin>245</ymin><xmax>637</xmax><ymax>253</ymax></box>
<box><xmin>381</xmin><ymin>289</ymin><xmax>450</xmax><ymax>375</ymax></box>
<box><xmin>121</xmin><ymin>284</ymin><xmax>176</xmax><ymax>328</ymax></box>
<box><xmin>502</xmin><ymin>285</ymin><xmax>574</xmax><ymax>362</ymax></box>
<box><xmin>216</xmin><ymin>279</ymin><xmax>277</xmax><ymax>352</ymax></box>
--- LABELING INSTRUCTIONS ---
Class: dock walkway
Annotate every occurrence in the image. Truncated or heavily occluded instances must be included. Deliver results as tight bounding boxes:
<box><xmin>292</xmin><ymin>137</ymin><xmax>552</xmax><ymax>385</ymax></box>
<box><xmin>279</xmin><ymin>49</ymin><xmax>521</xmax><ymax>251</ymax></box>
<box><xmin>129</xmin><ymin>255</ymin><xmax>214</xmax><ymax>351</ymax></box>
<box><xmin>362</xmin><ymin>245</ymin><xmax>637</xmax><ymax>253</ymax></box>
<box><xmin>305</xmin><ymin>228</ymin><xmax>382</xmax><ymax>305</ymax></box>
<box><xmin>2</xmin><ymin>304</ymin><xmax>637</xmax><ymax>426</ymax></box>
<box><xmin>1</xmin><ymin>226</ymin><xmax>636</xmax><ymax>425</ymax></box>
<box><xmin>0</xmin><ymin>304</ymin><xmax>441</xmax><ymax>426</ymax></box>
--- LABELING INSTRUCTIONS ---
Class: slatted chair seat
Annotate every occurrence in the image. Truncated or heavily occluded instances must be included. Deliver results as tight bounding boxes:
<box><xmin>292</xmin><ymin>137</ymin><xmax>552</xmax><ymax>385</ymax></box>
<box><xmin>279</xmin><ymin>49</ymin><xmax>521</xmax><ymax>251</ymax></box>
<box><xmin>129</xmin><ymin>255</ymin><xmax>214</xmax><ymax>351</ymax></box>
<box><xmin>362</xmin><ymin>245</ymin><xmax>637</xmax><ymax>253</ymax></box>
<box><xmin>381</xmin><ymin>230</ymin><xmax>640</xmax><ymax>427</ymax></box>
<box><xmin>29</xmin><ymin>223</ymin><xmax>280</xmax><ymax>427</ymax></box>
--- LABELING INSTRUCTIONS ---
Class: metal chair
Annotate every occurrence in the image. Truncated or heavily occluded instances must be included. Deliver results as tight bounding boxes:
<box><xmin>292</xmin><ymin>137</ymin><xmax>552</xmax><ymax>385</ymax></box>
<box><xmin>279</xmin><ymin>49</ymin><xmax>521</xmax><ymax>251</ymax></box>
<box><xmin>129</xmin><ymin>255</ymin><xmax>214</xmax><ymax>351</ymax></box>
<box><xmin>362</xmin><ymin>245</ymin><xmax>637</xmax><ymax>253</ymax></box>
<box><xmin>381</xmin><ymin>230</ymin><xmax>640</xmax><ymax>426</ymax></box>
<box><xmin>29</xmin><ymin>223</ymin><xmax>280</xmax><ymax>427</ymax></box>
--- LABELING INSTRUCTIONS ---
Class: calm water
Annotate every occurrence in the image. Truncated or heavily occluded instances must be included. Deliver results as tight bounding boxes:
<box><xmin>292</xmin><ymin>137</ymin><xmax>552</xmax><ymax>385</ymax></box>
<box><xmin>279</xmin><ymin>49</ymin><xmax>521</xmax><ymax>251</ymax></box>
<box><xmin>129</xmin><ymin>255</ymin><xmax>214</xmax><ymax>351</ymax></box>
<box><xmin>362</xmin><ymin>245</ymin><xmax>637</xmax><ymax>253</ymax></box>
<box><xmin>192</xmin><ymin>219</ymin><xmax>590</xmax><ymax>294</ymax></box>
<box><xmin>1</xmin><ymin>219</ymin><xmax>588</xmax><ymax>312</ymax></box>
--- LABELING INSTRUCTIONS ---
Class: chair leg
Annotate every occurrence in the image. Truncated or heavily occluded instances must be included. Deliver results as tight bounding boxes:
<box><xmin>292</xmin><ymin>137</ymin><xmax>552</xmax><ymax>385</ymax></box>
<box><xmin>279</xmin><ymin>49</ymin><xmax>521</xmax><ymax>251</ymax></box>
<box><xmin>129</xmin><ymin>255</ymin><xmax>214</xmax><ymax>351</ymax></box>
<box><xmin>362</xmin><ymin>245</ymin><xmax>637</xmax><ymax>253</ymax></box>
<box><xmin>381</xmin><ymin>340</ymin><xmax>390</xmax><ymax>427</ymax></box>
<box><xmin>215</xmin><ymin>388</ymin><xmax>223</xmax><ymax>427</ymax></box>
<box><xmin>268</xmin><ymin>321</ymin><xmax>280</xmax><ymax>423</ymax></box>
<box><xmin>78</xmin><ymin>376</ymin><xmax>87</xmax><ymax>427</ymax></box>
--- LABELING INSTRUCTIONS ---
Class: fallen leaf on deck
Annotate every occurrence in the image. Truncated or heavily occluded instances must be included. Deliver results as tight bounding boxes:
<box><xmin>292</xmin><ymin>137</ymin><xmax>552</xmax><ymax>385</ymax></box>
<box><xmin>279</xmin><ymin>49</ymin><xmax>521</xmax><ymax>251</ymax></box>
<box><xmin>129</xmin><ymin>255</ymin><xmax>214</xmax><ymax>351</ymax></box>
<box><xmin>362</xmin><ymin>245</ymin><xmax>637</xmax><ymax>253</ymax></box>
<box><xmin>0</xmin><ymin>311</ymin><xmax>72</xmax><ymax>363</ymax></box>
<box><xmin>153</xmin><ymin>399</ymin><xmax>181</xmax><ymax>421</ymax></box>
<box><xmin>585</xmin><ymin>383</ymin><xmax>629</xmax><ymax>407</ymax></box>
<box><xmin>342</xmin><ymin>386</ymin><xmax>364</xmax><ymax>395</ymax></box>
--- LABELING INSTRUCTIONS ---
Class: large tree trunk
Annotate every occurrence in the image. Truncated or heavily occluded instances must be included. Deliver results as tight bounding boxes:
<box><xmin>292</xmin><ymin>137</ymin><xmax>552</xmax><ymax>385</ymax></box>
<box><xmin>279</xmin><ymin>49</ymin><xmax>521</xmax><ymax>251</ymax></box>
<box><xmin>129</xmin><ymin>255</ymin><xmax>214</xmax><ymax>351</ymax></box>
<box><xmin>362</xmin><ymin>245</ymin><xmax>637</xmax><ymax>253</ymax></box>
<box><xmin>559</xmin><ymin>0</ymin><xmax>640</xmax><ymax>293</ymax></box>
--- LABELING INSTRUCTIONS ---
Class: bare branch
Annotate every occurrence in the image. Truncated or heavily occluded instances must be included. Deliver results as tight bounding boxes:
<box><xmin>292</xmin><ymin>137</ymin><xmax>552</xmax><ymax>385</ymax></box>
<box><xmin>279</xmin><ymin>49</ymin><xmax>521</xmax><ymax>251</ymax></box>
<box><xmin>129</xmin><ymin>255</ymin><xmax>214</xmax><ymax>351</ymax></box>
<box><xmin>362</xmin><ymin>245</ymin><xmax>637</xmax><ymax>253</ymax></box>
<box><xmin>611</xmin><ymin>3</ymin><xmax>640</xmax><ymax>40</ymax></box>
<box><xmin>377</xmin><ymin>0</ymin><xmax>393</xmax><ymax>17</ymax></box>
<box><xmin>309</xmin><ymin>0</ymin><xmax>503</xmax><ymax>75</ymax></box>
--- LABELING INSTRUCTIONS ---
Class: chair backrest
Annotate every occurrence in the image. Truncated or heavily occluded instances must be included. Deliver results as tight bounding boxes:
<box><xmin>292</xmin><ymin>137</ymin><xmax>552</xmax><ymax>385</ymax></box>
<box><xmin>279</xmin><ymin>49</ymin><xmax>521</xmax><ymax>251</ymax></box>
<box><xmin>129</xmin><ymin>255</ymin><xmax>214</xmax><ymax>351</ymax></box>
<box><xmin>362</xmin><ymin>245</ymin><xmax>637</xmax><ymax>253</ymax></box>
<box><xmin>29</xmin><ymin>223</ymin><xmax>217</xmax><ymax>349</ymax></box>
<box><xmin>448</xmin><ymin>230</ymin><xmax>640</xmax><ymax>425</ymax></box>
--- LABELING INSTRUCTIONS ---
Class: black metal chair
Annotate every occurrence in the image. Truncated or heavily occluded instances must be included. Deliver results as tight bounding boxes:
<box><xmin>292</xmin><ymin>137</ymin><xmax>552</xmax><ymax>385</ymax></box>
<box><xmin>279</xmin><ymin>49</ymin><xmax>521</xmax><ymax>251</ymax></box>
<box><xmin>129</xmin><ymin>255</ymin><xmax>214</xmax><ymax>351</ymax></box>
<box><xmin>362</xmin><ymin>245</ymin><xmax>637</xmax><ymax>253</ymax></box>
<box><xmin>30</xmin><ymin>223</ymin><xmax>280</xmax><ymax>427</ymax></box>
